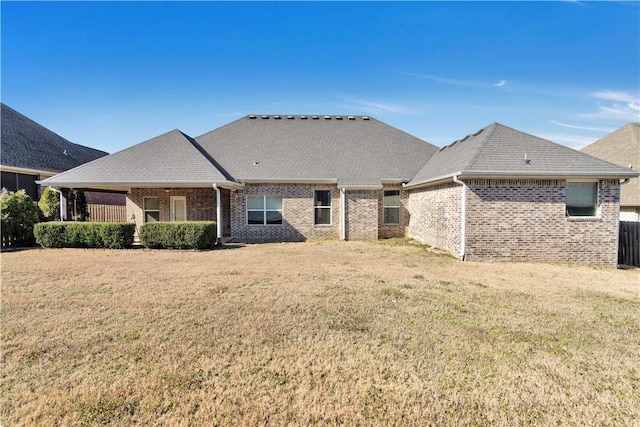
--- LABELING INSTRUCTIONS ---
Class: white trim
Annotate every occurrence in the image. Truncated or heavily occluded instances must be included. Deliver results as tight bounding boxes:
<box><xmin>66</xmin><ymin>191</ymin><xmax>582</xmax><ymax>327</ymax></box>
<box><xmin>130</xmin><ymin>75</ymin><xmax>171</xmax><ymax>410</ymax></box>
<box><xmin>382</xmin><ymin>189</ymin><xmax>402</xmax><ymax>225</ymax></box>
<box><xmin>314</xmin><ymin>189</ymin><xmax>332</xmax><ymax>226</ymax></box>
<box><xmin>340</xmin><ymin>188</ymin><xmax>346</xmax><ymax>240</ymax></box>
<box><xmin>143</xmin><ymin>196</ymin><xmax>160</xmax><ymax>223</ymax></box>
<box><xmin>246</xmin><ymin>195</ymin><xmax>283</xmax><ymax>226</ymax></box>
<box><xmin>170</xmin><ymin>196</ymin><xmax>187</xmax><ymax>221</ymax></box>
<box><xmin>1</xmin><ymin>165</ymin><xmax>56</xmax><ymax>176</ymax></box>
<box><xmin>212</xmin><ymin>184</ymin><xmax>222</xmax><ymax>244</ymax></box>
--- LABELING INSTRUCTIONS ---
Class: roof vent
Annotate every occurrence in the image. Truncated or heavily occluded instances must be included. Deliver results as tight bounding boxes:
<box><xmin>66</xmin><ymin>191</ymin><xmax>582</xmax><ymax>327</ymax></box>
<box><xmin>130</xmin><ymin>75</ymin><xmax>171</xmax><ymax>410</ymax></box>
<box><xmin>324</xmin><ymin>115</ymin><xmax>331</xmax><ymax>120</ymax></box>
<box><xmin>287</xmin><ymin>115</ymin><xmax>294</xmax><ymax>119</ymax></box>
<box><xmin>274</xmin><ymin>115</ymin><xmax>281</xmax><ymax>119</ymax></box>
<box><xmin>460</xmin><ymin>134</ymin><xmax>470</xmax><ymax>142</ymax></box>
<box><xmin>300</xmin><ymin>115</ymin><xmax>307</xmax><ymax>120</ymax></box>
<box><xmin>249</xmin><ymin>115</ymin><xmax>256</xmax><ymax>119</ymax></box>
<box><xmin>336</xmin><ymin>116</ymin><xmax>343</xmax><ymax>120</ymax></box>
<box><xmin>472</xmin><ymin>128</ymin><xmax>484</xmax><ymax>137</ymax></box>
<box><xmin>348</xmin><ymin>116</ymin><xmax>355</xmax><ymax>120</ymax></box>
<box><xmin>312</xmin><ymin>115</ymin><xmax>319</xmax><ymax>120</ymax></box>
<box><xmin>261</xmin><ymin>115</ymin><xmax>269</xmax><ymax>119</ymax></box>
<box><xmin>438</xmin><ymin>146</ymin><xmax>447</xmax><ymax>152</ymax></box>
<box><xmin>449</xmin><ymin>140</ymin><xmax>459</xmax><ymax>148</ymax></box>
<box><xmin>362</xmin><ymin>116</ymin><xmax>370</xmax><ymax>120</ymax></box>
<box><xmin>524</xmin><ymin>154</ymin><xmax>532</xmax><ymax>165</ymax></box>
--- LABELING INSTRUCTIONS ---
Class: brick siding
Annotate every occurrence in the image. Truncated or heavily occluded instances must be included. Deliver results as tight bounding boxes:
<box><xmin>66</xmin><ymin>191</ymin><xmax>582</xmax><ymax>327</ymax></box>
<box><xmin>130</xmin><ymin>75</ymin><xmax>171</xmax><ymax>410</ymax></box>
<box><xmin>407</xmin><ymin>182</ymin><xmax>462</xmax><ymax>257</ymax></box>
<box><xmin>230</xmin><ymin>184</ymin><xmax>341</xmax><ymax>242</ymax></box>
<box><xmin>127</xmin><ymin>187</ymin><xmax>219</xmax><ymax>232</ymax></box>
<box><xmin>378</xmin><ymin>184</ymin><xmax>409</xmax><ymax>239</ymax></box>
<box><xmin>345</xmin><ymin>190</ymin><xmax>379</xmax><ymax>241</ymax></box>
<box><xmin>465</xmin><ymin>179</ymin><xmax>620</xmax><ymax>266</ymax></box>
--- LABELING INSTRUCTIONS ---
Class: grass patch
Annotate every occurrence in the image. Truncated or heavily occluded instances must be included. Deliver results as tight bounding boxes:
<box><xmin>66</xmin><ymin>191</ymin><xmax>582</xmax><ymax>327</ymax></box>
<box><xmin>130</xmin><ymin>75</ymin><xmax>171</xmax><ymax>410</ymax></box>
<box><xmin>1</xmin><ymin>242</ymin><xmax>639</xmax><ymax>425</ymax></box>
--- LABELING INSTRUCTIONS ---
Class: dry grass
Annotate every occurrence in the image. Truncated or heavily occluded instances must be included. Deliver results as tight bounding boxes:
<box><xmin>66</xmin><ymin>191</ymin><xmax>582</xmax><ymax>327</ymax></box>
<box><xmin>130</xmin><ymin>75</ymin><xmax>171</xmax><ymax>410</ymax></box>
<box><xmin>1</xmin><ymin>240</ymin><xmax>639</xmax><ymax>426</ymax></box>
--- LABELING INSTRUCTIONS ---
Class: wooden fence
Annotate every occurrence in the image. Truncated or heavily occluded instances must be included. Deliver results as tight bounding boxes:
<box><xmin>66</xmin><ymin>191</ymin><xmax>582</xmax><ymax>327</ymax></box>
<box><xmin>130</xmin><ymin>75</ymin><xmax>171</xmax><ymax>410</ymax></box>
<box><xmin>88</xmin><ymin>204</ymin><xmax>127</xmax><ymax>223</ymax></box>
<box><xmin>618</xmin><ymin>221</ymin><xmax>640</xmax><ymax>267</ymax></box>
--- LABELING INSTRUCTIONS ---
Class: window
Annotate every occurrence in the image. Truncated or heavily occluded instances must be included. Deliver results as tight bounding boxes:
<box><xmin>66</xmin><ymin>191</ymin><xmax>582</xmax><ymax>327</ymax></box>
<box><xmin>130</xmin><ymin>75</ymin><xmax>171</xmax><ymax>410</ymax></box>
<box><xmin>383</xmin><ymin>190</ymin><xmax>401</xmax><ymax>224</ymax></box>
<box><xmin>314</xmin><ymin>190</ymin><xmax>332</xmax><ymax>225</ymax></box>
<box><xmin>566</xmin><ymin>182</ymin><xmax>598</xmax><ymax>217</ymax></box>
<box><xmin>143</xmin><ymin>197</ymin><xmax>160</xmax><ymax>223</ymax></box>
<box><xmin>247</xmin><ymin>195</ymin><xmax>282</xmax><ymax>225</ymax></box>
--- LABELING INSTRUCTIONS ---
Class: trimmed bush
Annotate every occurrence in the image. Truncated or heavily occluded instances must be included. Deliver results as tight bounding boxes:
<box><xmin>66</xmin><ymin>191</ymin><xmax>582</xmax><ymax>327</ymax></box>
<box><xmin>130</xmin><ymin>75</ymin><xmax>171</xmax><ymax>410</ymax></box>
<box><xmin>34</xmin><ymin>222</ymin><xmax>135</xmax><ymax>249</ymax></box>
<box><xmin>139</xmin><ymin>221</ymin><xmax>217</xmax><ymax>249</ymax></box>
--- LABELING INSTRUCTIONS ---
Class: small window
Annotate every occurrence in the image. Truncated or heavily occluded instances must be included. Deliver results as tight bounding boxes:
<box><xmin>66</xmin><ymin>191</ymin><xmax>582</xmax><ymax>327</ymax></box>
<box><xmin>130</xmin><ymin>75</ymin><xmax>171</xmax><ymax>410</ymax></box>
<box><xmin>566</xmin><ymin>182</ymin><xmax>598</xmax><ymax>217</ymax></box>
<box><xmin>383</xmin><ymin>190</ymin><xmax>401</xmax><ymax>224</ymax></box>
<box><xmin>143</xmin><ymin>197</ymin><xmax>160</xmax><ymax>223</ymax></box>
<box><xmin>314</xmin><ymin>190</ymin><xmax>332</xmax><ymax>225</ymax></box>
<box><xmin>247</xmin><ymin>195</ymin><xmax>282</xmax><ymax>225</ymax></box>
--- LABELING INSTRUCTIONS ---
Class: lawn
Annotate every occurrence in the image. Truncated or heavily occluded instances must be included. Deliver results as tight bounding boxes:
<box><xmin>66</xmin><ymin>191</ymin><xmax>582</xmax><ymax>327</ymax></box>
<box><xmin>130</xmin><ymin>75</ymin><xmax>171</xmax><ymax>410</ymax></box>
<box><xmin>1</xmin><ymin>240</ymin><xmax>639</xmax><ymax>426</ymax></box>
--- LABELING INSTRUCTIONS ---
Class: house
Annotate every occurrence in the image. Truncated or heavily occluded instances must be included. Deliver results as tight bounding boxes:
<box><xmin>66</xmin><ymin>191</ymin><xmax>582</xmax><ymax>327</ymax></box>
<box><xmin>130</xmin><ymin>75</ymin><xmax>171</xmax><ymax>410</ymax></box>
<box><xmin>39</xmin><ymin>115</ymin><xmax>638</xmax><ymax>266</ymax></box>
<box><xmin>580</xmin><ymin>123</ymin><xmax>639</xmax><ymax>221</ymax></box>
<box><xmin>0</xmin><ymin>103</ymin><xmax>125</xmax><ymax>206</ymax></box>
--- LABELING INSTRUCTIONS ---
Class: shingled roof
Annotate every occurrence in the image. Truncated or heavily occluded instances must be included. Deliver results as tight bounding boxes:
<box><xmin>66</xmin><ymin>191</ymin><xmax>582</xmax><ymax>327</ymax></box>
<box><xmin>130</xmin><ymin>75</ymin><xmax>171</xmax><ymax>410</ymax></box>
<box><xmin>581</xmin><ymin>123</ymin><xmax>640</xmax><ymax>206</ymax></box>
<box><xmin>406</xmin><ymin>122</ymin><xmax>638</xmax><ymax>188</ymax></box>
<box><xmin>41</xmin><ymin>129</ymin><xmax>235</xmax><ymax>191</ymax></box>
<box><xmin>1</xmin><ymin>103</ymin><xmax>107</xmax><ymax>173</ymax></box>
<box><xmin>195</xmin><ymin>115</ymin><xmax>438</xmax><ymax>186</ymax></box>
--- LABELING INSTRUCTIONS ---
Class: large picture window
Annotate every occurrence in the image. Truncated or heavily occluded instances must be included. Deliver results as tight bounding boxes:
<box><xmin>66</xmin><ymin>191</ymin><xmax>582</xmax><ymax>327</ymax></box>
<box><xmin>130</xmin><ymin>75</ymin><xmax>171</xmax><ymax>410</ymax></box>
<box><xmin>314</xmin><ymin>190</ymin><xmax>332</xmax><ymax>225</ymax></box>
<box><xmin>143</xmin><ymin>197</ymin><xmax>160</xmax><ymax>223</ymax></box>
<box><xmin>383</xmin><ymin>190</ymin><xmax>401</xmax><ymax>224</ymax></box>
<box><xmin>247</xmin><ymin>195</ymin><xmax>282</xmax><ymax>225</ymax></box>
<box><xmin>566</xmin><ymin>182</ymin><xmax>598</xmax><ymax>217</ymax></box>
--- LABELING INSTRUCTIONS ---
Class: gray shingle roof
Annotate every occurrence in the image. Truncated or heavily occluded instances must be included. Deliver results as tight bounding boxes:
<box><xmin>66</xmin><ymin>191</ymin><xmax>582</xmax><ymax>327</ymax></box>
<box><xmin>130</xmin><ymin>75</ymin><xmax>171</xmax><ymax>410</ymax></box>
<box><xmin>195</xmin><ymin>115</ymin><xmax>438</xmax><ymax>186</ymax></box>
<box><xmin>581</xmin><ymin>123</ymin><xmax>640</xmax><ymax>206</ymax></box>
<box><xmin>1</xmin><ymin>103</ymin><xmax>107</xmax><ymax>173</ymax></box>
<box><xmin>39</xmin><ymin>129</ymin><xmax>232</xmax><ymax>190</ymax></box>
<box><xmin>407</xmin><ymin>123</ymin><xmax>639</xmax><ymax>187</ymax></box>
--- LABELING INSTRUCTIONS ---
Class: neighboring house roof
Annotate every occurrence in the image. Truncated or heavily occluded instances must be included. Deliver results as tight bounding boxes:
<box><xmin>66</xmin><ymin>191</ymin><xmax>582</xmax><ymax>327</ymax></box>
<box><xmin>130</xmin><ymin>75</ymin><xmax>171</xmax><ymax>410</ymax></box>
<box><xmin>1</xmin><ymin>103</ymin><xmax>107</xmax><ymax>174</ymax></box>
<box><xmin>41</xmin><ymin>129</ymin><xmax>235</xmax><ymax>191</ymax></box>
<box><xmin>406</xmin><ymin>123</ymin><xmax>638</xmax><ymax>188</ymax></box>
<box><xmin>195</xmin><ymin>115</ymin><xmax>438</xmax><ymax>187</ymax></box>
<box><xmin>580</xmin><ymin>123</ymin><xmax>640</xmax><ymax>207</ymax></box>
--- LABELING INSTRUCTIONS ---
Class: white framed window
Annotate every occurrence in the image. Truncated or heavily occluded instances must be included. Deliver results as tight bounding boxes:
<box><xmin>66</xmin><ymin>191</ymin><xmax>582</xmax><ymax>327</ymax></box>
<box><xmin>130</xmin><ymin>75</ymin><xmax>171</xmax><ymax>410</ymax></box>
<box><xmin>566</xmin><ymin>181</ymin><xmax>598</xmax><ymax>217</ymax></box>
<box><xmin>247</xmin><ymin>195</ymin><xmax>282</xmax><ymax>225</ymax></box>
<box><xmin>383</xmin><ymin>190</ymin><xmax>401</xmax><ymax>224</ymax></box>
<box><xmin>143</xmin><ymin>197</ymin><xmax>160</xmax><ymax>223</ymax></box>
<box><xmin>314</xmin><ymin>190</ymin><xmax>331</xmax><ymax>225</ymax></box>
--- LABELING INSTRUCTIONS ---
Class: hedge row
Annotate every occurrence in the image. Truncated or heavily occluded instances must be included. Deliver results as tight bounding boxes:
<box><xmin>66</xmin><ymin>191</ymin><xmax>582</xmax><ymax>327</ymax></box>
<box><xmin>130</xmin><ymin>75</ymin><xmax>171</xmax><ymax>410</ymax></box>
<box><xmin>34</xmin><ymin>222</ymin><xmax>135</xmax><ymax>249</ymax></box>
<box><xmin>139</xmin><ymin>221</ymin><xmax>217</xmax><ymax>249</ymax></box>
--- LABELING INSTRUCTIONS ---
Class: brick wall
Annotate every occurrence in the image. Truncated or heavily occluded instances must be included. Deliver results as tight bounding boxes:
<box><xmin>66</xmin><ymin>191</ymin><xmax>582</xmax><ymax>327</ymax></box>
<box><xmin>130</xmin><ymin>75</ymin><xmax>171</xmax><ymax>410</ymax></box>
<box><xmin>127</xmin><ymin>187</ymin><xmax>218</xmax><ymax>232</ymax></box>
<box><xmin>378</xmin><ymin>184</ymin><xmax>410</xmax><ymax>239</ymax></box>
<box><xmin>464</xmin><ymin>179</ymin><xmax>620</xmax><ymax>266</ymax></box>
<box><xmin>230</xmin><ymin>184</ymin><xmax>340</xmax><ymax>242</ymax></box>
<box><xmin>345</xmin><ymin>190</ymin><xmax>379</xmax><ymax>241</ymax></box>
<box><xmin>407</xmin><ymin>182</ymin><xmax>462</xmax><ymax>257</ymax></box>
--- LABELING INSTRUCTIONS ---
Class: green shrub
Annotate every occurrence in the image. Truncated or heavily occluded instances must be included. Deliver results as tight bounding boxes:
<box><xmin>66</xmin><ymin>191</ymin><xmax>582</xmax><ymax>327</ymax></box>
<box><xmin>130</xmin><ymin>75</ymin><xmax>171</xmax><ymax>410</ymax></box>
<box><xmin>0</xmin><ymin>189</ymin><xmax>40</xmax><ymax>246</ymax></box>
<box><xmin>38</xmin><ymin>187</ymin><xmax>61</xmax><ymax>221</ymax></box>
<box><xmin>68</xmin><ymin>189</ymin><xmax>89</xmax><ymax>222</ymax></box>
<box><xmin>139</xmin><ymin>222</ymin><xmax>217</xmax><ymax>250</ymax></box>
<box><xmin>34</xmin><ymin>222</ymin><xmax>135</xmax><ymax>249</ymax></box>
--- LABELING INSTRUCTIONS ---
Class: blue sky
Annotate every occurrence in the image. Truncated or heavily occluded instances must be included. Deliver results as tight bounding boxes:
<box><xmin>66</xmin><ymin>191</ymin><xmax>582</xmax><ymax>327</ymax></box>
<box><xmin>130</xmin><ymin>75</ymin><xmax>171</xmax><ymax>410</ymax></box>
<box><xmin>2</xmin><ymin>1</ymin><xmax>639</xmax><ymax>153</ymax></box>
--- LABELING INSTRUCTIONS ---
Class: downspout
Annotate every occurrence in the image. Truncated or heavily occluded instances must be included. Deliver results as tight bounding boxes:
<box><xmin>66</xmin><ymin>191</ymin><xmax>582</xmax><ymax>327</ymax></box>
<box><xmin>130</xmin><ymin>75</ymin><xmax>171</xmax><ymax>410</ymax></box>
<box><xmin>48</xmin><ymin>187</ymin><xmax>65</xmax><ymax>221</ymax></box>
<box><xmin>340</xmin><ymin>187</ymin><xmax>346</xmax><ymax>240</ymax></box>
<box><xmin>212</xmin><ymin>184</ymin><xmax>222</xmax><ymax>245</ymax></box>
<box><xmin>451</xmin><ymin>175</ymin><xmax>466</xmax><ymax>260</ymax></box>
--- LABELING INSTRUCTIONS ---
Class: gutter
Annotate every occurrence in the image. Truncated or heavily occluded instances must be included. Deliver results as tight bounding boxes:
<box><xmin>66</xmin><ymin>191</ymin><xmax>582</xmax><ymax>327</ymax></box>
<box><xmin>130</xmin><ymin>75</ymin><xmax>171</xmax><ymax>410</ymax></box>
<box><xmin>47</xmin><ymin>187</ymin><xmax>66</xmax><ymax>221</ymax></box>
<box><xmin>340</xmin><ymin>188</ymin><xmax>346</xmax><ymax>240</ymax></box>
<box><xmin>212</xmin><ymin>184</ymin><xmax>223</xmax><ymax>245</ymax></box>
<box><xmin>451</xmin><ymin>175</ymin><xmax>466</xmax><ymax>261</ymax></box>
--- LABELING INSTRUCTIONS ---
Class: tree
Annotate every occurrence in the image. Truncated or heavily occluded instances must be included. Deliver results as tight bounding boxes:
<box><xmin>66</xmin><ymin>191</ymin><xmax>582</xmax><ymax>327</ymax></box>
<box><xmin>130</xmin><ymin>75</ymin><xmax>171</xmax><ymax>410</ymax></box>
<box><xmin>38</xmin><ymin>187</ymin><xmax>61</xmax><ymax>221</ymax></box>
<box><xmin>0</xmin><ymin>189</ymin><xmax>40</xmax><ymax>246</ymax></box>
<box><xmin>68</xmin><ymin>189</ymin><xmax>89</xmax><ymax>221</ymax></box>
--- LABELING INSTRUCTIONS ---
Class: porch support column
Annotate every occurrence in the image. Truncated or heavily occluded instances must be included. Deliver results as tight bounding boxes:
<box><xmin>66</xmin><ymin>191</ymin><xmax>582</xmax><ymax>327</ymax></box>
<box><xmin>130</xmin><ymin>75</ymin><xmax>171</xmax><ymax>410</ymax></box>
<box><xmin>212</xmin><ymin>184</ymin><xmax>222</xmax><ymax>245</ymax></box>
